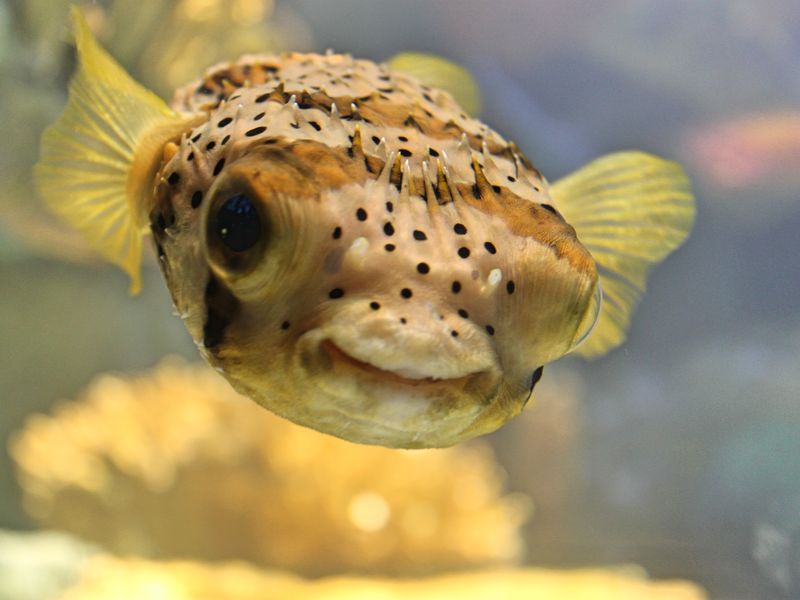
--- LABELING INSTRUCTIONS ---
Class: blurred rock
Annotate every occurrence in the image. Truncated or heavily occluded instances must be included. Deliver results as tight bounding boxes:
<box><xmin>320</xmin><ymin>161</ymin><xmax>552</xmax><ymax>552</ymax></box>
<box><xmin>57</xmin><ymin>557</ymin><xmax>708</xmax><ymax>600</ymax></box>
<box><xmin>0</xmin><ymin>529</ymin><xmax>99</xmax><ymax>600</ymax></box>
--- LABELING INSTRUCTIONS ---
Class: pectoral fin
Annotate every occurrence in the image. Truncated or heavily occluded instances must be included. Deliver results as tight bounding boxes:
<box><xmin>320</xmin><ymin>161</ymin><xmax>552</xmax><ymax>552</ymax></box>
<box><xmin>35</xmin><ymin>7</ymin><xmax>202</xmax><ymax>293</ymax></box>
<box><xmin>552</xmin><ymin>151</ymin><xmax>695</xmax><ymax>357</ymax></box>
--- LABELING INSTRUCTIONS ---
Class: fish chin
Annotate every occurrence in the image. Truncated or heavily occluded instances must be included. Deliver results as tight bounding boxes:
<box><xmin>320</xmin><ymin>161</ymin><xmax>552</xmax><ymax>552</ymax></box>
<box><xmin>288</xmin><ymin>326</ymin><xmax>503</xmax><ymax>447</ymax></box>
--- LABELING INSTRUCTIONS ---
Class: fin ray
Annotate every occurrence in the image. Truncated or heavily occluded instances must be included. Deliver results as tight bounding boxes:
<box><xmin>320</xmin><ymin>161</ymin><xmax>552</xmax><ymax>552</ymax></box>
<box><xmin>552</xmin><ymin>151</ymin><xmax>695</xmax><ymax>358</ymax></box>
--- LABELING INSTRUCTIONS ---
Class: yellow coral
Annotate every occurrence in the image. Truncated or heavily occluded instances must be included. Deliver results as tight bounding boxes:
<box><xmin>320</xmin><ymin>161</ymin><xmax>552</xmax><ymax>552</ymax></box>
<box><xmin>58</xmin><ymin>557</ymin><xmax>708</xmax><ymax>600</ymax></box>
<box><xmin>10</xmin><ymin>357</ymin><xmax>529</xmax><ymax>576</ymax></box>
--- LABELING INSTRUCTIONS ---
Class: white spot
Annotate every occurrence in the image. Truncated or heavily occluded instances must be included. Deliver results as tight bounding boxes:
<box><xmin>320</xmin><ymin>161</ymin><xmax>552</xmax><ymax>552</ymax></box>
<box><xmin>348</xmin><ymin>491</ymin><xmax>391</xmax><ymax>532</ymax></box>
<box><xmin>488</xmin><ymin>268</ymin><xmax>503</xmax><ymax>286</ymax></box>
<box><xmin>349</xmin><ymin>236</ymin><xmax>370</xmax><ymax>257</ymax></box>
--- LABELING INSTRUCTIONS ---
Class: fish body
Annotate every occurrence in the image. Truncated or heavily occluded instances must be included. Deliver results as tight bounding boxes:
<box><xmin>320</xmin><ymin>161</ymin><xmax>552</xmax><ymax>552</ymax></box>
<box><xmin>36</xmin><ymin>10</ymin><xmax>694</xmax><ymax>448</ymax></box>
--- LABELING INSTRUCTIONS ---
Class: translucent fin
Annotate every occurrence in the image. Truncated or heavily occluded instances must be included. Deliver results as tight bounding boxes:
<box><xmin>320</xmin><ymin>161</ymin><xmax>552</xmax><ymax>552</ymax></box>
<box><xmin>388</xmin><ymin>52</ymin><xmax>480</xmax><ymax>116</ymax></box>
<box><xmin>552</xmin><ymin>151</ymin><xmax>695</xmax><ymax>358</ymax></box>
<box><xmin>35</xmin><ymin>7</ymin><xmax>202</xmax><ymax>293</ymax></box>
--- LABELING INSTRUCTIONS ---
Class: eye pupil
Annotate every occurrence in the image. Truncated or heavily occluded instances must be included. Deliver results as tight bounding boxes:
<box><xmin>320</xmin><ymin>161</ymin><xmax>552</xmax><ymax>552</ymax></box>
<box><xmin>217</xmin><ymin>194</ymin><xmax>261</xmax><ymax>252</ymax></box>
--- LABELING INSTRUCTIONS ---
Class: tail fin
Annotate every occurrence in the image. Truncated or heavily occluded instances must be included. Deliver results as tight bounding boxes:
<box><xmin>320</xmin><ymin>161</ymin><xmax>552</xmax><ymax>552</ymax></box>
<box><xmin>35</xmin><ymin>7</ymin><xmax>202</xmax><ymax>292</ymax></box>
<box><xmin>552</xmin><ymin>151</ymin><xmax>695</xmax><ymax>357</ymax></box>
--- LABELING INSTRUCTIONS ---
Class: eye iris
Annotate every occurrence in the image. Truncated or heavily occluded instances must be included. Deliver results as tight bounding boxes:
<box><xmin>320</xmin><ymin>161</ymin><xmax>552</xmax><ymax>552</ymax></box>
<box><xmin>217</xmin><ymin>194</ymin><xmax>260</xmax><ymax>252</ymax></box>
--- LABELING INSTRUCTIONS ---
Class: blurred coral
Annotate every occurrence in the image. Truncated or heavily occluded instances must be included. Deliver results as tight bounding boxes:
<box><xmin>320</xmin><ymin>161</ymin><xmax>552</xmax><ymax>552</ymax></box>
<box><xmin>56</xmin><ymin>557</ymin><xmax>708</xmax><ymax>600</ymax></box>
<box><xmin>10</xmin><ymin>357</ymin><xmax>529</xmax><ymax>576</ymax></box>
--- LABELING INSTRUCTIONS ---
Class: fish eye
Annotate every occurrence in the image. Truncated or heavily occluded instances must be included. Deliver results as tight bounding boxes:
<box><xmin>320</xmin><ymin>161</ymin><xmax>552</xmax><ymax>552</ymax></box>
<box><xmin>216</xmin><ymin>194</ymin><xmax>261</xmax><ymax>252</ymax></box>
<box><xmin>207</xmin><ymin>191</ymin><xmax>268</xmax><ymax>273</ymax></box>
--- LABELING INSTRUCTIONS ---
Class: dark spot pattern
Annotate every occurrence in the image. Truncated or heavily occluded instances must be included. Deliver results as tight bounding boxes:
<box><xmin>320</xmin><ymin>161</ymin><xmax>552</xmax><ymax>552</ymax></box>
<box><xmin>217</xmin><ymin>117</ymin><xmax>233</xmax><ymax>127</ymax></box>
<box><xmin>370</xmin><ymin>301</ymin><xmax>380</xmax><ymax>310</ymax></box>
<box><xmin>485</xmin><ymin>325</ymin><xmax>495</xmax><ymax>336</ymax></box>
<box><xmin>254</xmin><ymin>112</ymin><xmax>265</xmax><ymax>121</ymax></box>
<box><xmin>458</xmin><ymin>309</ymin><xmax>469</xmax><ymax>319</ymax></box>
<box><xmin>451</xmin><ymin>330</ymin><xmax>459</xmax><ymax>337</ymax></box>
<box><xmin>385</xmin><ymin>201</ymin><xmax>394</xmax><ymax>213</ymax></box>
<box><xmin>281</xmin><ymin>321</ymin><xmax>290</xmax><ymax>330</ymax></box>
<box><xmin>484</xmin><ymin>242</ymin><xmax>497</xmax><ymax>254</ymax></box>
<box><xmin>416</xmin><ymin>262</ymin><xmax>430</xmax><ymax>274</ymax></box>
<box><xmin>451</xmin><ymin>281</ymin><xmax>461</xmax><ymax>294</ymax></box>
<box><xmin>383</xmin><ymin>222</ymin><xmax>395</xmax><ymax>236</ymax></box>
<box><xmin>221</xmin><ymin>135</ymin><xmax>231</xmax><ymax>145</ymax></box>
<box><xmin>413</xmin><ymin>230</ymin><xmax>427</xmax><ymax>241</ymax></box>
<box><xmin>255</xmin><ymin>92</ymin><xmax>269</xmax><ymax>103</ymax></box>
<box><xmin>205</xmin><ymin>141</ymin><xmax>216</xmax><ymax>151</ymax></box>
<box><xmin>329</xmin><ymin>288</ymin><xmax>344</xmax><ymax>299</ymax></box>
<box><xmin>458</xmin><ymin>247</ymin><xmax>470</xmax><ymax>259</ymax></box>
<box><xmin>356</xmin><ymin>208</ymin><xmax>368</xmax><ymax>221</ymax></box>
<box><xmin>203</xmin><ymin>273</ymin><xmax>240</xmax><ymax>349</ymax></box>
<box><xmin>213</xmin><ymin>158</ymin><xmax>225</xmax><ymax>176</ymax></box>
<box><xmin>332</xmin><ymin>226</ymin><xmax>342</xmax><ymax>239</ymax></box>
<box><xmin>453</xmin><ymin>223</ymin><xmax>467</xmax><ymax>235</ymax></box>
<box><xmin>384</xmin><ymin>243</ymin><xmax>396</xmax><ymax>252</ymax></box>
<box><xmin>399</xmin><ymin>148</ymin><xmax>412</xmax><ymax>157</ymax></box>
<box><xmin>400</xmin><ymin>288</ymin><xmax>413</xmax><ymax>299</ymax></box>
<box><xmin>246</xmin><ymin>126</ymin><xmax>267</xmax><ymax>137</ymax></box>
<box><xmin>191</xmin><ymin>191</ymin><xmax>203</xmax><ymax>209</ymax></box>
<box><xmin>167</xmin><ymin>172</ymin><xmax>180</xmax><ymax>185</ymax></box>
<box><xmin>506</xmin><ymin>281</ymin><xmax>516</xmax><ymax>295</ymax></box>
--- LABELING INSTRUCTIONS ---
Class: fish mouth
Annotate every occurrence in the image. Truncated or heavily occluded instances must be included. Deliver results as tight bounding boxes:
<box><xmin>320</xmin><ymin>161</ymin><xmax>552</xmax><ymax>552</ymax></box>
<box><xmin>320</xmin><ymin>339</ymin><xmax>474</xmax><ymax>387</ymax></box>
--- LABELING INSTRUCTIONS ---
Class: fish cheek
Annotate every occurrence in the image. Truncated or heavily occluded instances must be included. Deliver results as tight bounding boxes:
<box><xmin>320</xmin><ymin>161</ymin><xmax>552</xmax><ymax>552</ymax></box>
<box><xmin>202</xmin><ymin>270</ymin><xmax>241</xmax><ymax>352</ymax></box>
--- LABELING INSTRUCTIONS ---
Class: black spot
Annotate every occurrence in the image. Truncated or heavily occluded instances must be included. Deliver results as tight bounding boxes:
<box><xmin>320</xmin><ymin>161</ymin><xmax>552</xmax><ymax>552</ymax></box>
<box><xmin>458</xmin><ymin>247</ymin><xmax>470</xmax><ymax>259</ymax></box>
<box><xmin>298</xmin><ymin>102</ymin><xmax>313</xmax><ymax>110</ymax></box>
<box><xmin>507</xmin><ymin>175</ymin><xmax>516</xmax><ymax>182</ymax></box>
<box><xmin>485</xmin><ymin>324</ymin><xmax>495</xmax><ymax>336</ymax></box>
<box><xmin>458</xmin><ymin>309</ymin><xmax>469</xmax><ymax>319</ymax></box>
<box><xmin>191</xmin><ymin>191</ymin><xmax>203</xmax><ymax>209</ymax></box>
<box><xmin>203</xmin><ymin>273</ymin><xmax>240</xmax><ymax>350</ymax></box>
<box><xmin>384</xmin><ymin>243</ymin><xmax>396</xmax><ymax>252</ymax></box>
<box><xmin>356</xmin><ymin>208</ymin><xmax>368</xmax><ymax>221</ymax></box>
<box><xmin>541</xmin><ymin>203</ymin><xmax>558</xmax><ymax>215</ymax></box>
<box><xmin>167</xmin><ymin>172</ymin><xmax>180</xmax><ymax>185</ymax></box>
<box><xmin>400</xmin><ymin>317</ymin><xmax>407</xmax><ymax>324</ymax></box>
<box><xmin>281</xmin><ymin>321</ymin><xmax>291</xmax><ymax>330</ymax></box>
<box><xmin>370</xmin><ymin>301</ymin><xmax>380</xmax><ymax>310</ymax></box>
<box><xmin>217</xmin><ymin>117</ymin><xmax>233</xmax><ymax>127</ymax></box>
<box><xmin>399</xmin><ymin>148</ymin><xmax>412</xmax><ymax>157</ymax></box>
<box><xmin>290</xmin><ymin>123</ymin><xmax>300</xmax><ymax>129</ymax></box>
<box><xmin>416</xmin><ymin>262</ymin><xmax>430</xmax><ymax>274</ymax></box>
<box><xmin>451</xmin><ymin>330</ymin><xmax>459</xmax><ymax>337</ymax></box>
<box><xmin>383</xmin><ymin>222</ymin><xmax>395</xmax><ymax>236</ymax></box>
<box><xmin>413</xmin><ymin>230</ymin><xmax>427</xmax><ymax>241</ymax></box>
<box><xmin>484</xmin><ymin>241</ymin><xmax>497</xmax><ymax>254</ymax></box>
<box><xmin>329</xmin><ymin>288</ymin><xmax>345</xmax><ymax>299</ymax></box>
<box><xmin>156</xmin><ymin>213</ymin><xmax>166</xmax><ymax>231</ymax></box>
<box><xmin>332</xmin><ymin>226</ymin><xmax>342</xmax><ymax>239</ymax></box>
<box><xmin>371</xmin><ymin>135</ymin><xmax>381</xmax><ymax>144</ymax></box>
<box><xmin>423</xmin><ymin>92</ymin><xmax>434</xmax><ymax>102</ymax></box>
<box><xmin>191</xmin><ymin>132</ymin><xmax>202</xmax><ymax>143</ymax></box>
<box><xmin>492</xmin><ymin>185</ymin><xmax>502</xmax><ymax>193</ymax></box>
<box><xmin>187</xmin><ymin>152</ymin><xmax>195</xmax><ymax>161</ymax></box>
<box><xmin>471</xmin><ymin>184</ymin><xmax>481</xmax><ymax>199</ymax></box>
<box><xmin>453</xmin><ymin>223</ymin><xmax>467</xmax><ymax>235</ymax></box>
<box><xmin>254</xmin><ymin>112</ymin><xmax>265</xmax><ymax>121</ymax></box>
<box><xmin>401</xmin><ymin>288</ymin><xmax>413</xmax><ymax>299</ymax></box>
<box><xmin>246</xmin><ymin>126</ymin><xmax>267</xmax><ymax>137</ymax></box>
<box><xmin>398</xmin><ymin>135</ymin><xmax>408</xmax><ymax>142</ymax></box>
<box><xmin>255</xmin><ymin>92</ymin><xmax>269</xmax><ymax>103</ymax></box>
<box><xmin>524</xmin><ymin>366</ymin><xmax>545</xmax><ymax>406</ymax></box>
<box><xmin>221</xmin><ymin>135</ymin><xmax>231</xmax><ymax>145</ymax></box>
<box><xmin>205</xmin><ymin>141</ymin><xmax>216</xmax><ymax>151</ymax></box>
<box><xmin>310</xmin><ymin>121</ymin><xmax>322</xmax><ymax>131</ymax></box>
<box><xmin>506</xmin><ymin>280</ymin><xmax>516</xmax><ymax>295</ymax></box>
<box><xmin>213</xmin><ymin>158</ymin><xmax>225</xmax><ymax>176</ymax></box>
<box><xmin>428</xmin><ymin>147</ymin><xmax>439</xmax><ymax>157</ymax></box>
<box><xmin>386</xmin><ymin>201</ymin><xmax>394</xmax><ymax>213</ymax></box>
<box><xmin>197</xmin><ymin>84</ymin><xmax>212</xmax><ymax>95</ymax></box>
<box><xmin>451</xmin><ymin>281</ymin><xmax>461</xmax><ymax>294</ymax></box>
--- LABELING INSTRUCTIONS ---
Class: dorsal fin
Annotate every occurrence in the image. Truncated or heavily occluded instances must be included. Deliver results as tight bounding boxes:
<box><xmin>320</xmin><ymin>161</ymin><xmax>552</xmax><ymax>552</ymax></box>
<box><xmin>387</xmin><ymin>52</ymin><xmax>480</xmax><ymax>116</ymax></box>
<box><xmin>551</xmin><ymin>151</ymin><xmax>695</xmax><ymax>358</ymax></box>
<box><xmin>35</xmin><ymin>7</ymin><xmax>203</xmax><ymax>293</ymax></box>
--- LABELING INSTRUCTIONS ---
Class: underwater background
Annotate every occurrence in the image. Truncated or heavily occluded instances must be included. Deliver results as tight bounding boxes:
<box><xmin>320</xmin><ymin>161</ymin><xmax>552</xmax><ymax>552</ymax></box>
<box><xmin>1</xmin><ymin>1</ymin><xmax>799</xmax><ymax>598</ymax></box>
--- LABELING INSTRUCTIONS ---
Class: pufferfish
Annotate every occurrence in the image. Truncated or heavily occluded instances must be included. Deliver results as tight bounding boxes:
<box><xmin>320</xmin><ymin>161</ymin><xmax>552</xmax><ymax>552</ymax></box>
<box><xmin>36</xmin><ymin>9</ymin><xmax>694</xmax><ymax>448</ymax></box>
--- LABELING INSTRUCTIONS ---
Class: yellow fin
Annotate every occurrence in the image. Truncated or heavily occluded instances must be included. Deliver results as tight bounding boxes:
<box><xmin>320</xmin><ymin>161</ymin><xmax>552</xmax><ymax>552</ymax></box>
<box><xmin>35</xmin><ymin>7</ymin><xmax>202</xmax><ymax>293</ymax></box>
<box><xmin>388</xmin><ymin>52</ymin><xmax>480</xmax><ymax>116</ymax></box>
<box><xmin>551</xmin><ymin>151</ymin><xmax>695</xmax><ymax>358</ymax></box>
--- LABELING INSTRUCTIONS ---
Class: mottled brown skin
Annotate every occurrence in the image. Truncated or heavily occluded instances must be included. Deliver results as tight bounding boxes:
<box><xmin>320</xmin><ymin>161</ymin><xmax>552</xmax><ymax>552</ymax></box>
<box><xmin>149</xmin><ymin>52</ymin><xmax>597</xmax><ymax>447</ymax></box>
